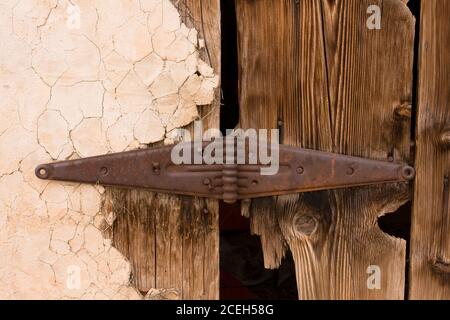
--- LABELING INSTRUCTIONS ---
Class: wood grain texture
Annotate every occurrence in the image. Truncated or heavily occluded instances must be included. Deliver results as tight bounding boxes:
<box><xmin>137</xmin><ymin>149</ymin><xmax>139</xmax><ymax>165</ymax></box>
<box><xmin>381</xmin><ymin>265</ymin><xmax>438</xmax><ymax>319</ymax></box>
<box><xmin>106</xmin><ymin>191</ymin><xmax>219</xmax><ymax>299</ymax></box>
<box><xmin>236</xmin><ymin>0</ymin><xmax>414</xmax><ymax>299</ymax></box>
<box><xmin>107</xmin><ymin>190</ymin><xmax>157</xmax><ymax>292</ymax></box>
<box><xmin>105</xmin><ymin>0</ymin><xmax>221</xmax><ymax>300</ymax></box>
<box><xmin>409</xmin><ymin>0</ymin><xmax>450</xmax><ymax>300</ymax></box>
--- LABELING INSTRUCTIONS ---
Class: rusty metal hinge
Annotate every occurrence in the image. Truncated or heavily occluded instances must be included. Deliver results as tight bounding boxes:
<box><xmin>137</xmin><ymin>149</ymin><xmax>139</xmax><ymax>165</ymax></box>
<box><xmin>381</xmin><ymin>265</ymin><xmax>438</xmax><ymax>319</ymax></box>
<box><xmin>35</xmin><ymin>141</ymin><xmax>415</xmax><ymax>204</ymax></box>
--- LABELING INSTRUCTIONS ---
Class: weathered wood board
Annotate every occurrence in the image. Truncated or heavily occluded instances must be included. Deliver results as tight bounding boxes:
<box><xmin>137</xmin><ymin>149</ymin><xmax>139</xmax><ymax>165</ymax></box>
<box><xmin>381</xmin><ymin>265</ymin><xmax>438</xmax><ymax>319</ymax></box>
<box><xmin>409</xmin><ymin>0</ymin><xmax>450</xmax><ymax>300</ymax></box>
<box><xmin>235</xmin><ymin>0</ymin><xmax>414</xmax><ymax>299</ymax></box>
<box><xmin>107</xmin><ymin>0</ymin><xmax>221</xmax><ymax>299</ymax></box>
<box><xmin>107</xmin><ymin>192</ymin><xmax>219</xmax><ymax>299</ymax></box>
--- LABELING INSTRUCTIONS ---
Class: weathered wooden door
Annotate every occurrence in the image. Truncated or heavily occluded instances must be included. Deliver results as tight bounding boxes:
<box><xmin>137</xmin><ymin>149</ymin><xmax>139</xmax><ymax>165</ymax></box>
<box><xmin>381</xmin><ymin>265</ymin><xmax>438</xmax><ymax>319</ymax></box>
<box><xmin>2</xmin><ymin>0</ymin><xmax>450</xmax><ymax>301</ymax></box>
<box><xmin>235</xmin><ymin>0</ymin><xmax>415</xmax><ymax>299</ymax></box>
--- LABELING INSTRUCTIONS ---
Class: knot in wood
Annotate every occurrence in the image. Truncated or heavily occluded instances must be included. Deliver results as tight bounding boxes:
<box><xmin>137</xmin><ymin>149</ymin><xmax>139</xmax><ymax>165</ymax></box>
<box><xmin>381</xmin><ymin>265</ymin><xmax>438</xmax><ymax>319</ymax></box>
<box><xmin>439</xmin><ymin>130</ymin><xmax>450</xmax><ymax>148</ymax></box>
<box><xmin>432</xmin><ymin>258</ymin><xmax>450</xmax><ymax>275</ymax></box>
<box><xmin>394</xmin><ymin>104</ymin><xmax>412</xmax><ymax>119</ymax></box>
<box><xmin>293</xmin><ymin>214</ymin><xmax>318</xmax><ymax>237</ymax></box>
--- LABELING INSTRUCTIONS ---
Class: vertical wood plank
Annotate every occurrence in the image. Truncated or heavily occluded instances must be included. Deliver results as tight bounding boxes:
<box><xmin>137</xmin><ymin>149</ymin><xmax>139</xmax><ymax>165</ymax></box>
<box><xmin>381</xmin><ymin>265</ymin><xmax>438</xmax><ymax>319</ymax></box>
<box><xmin>236</xmin><ymin>0</ymin><xmax>414</xmax><ymax>299</ymax></box>
<box><xmin>108</xmin><ymin>0</ymin><xmax>221</xmax><ymax>300</ymax></box>
<box><xmin>154</xmin><ymin>194</ymin><xmax>183</xmax><ymax>296</ymax></box>
<box><xmin>409</xmin><ymin>0</ymin><xmax>450</xmax><ymax>300</ymax></box>
<box><xmin>174</xmin><ymin>1</ymin><xmax>221</xmax><ymax>299</ymax></box>
<box><xmin>202</xmin><ymin>199</ymin><xmax>220</xmax><ymax>299</ymax></box>
<box><xmin>110</xmin><ymin>190</ymin><xmax>157</xmax><ymax>292</ymax></box>
<box><xmin>181</xmin><ymin>197</ymin><xmax>219</xmax><ymax>299</ymax></box>
<box><xmin>173</xmin><ymin>0</ymin><xmax>221</xmax><ymax>300</ymax></box>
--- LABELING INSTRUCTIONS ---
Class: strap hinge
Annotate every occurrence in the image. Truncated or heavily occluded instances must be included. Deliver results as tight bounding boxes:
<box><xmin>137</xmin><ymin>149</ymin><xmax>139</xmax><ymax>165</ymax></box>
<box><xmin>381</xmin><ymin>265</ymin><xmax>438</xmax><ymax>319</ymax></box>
<box><xmin>36</xmin><ymin>141</ymin><xmax>415</xmax><ymax>204</ymax></box>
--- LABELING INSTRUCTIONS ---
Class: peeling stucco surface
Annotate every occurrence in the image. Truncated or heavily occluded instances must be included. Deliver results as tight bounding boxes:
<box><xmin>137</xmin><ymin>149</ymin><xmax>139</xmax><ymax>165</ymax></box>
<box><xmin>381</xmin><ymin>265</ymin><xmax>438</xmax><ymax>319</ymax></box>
<box><xmin>0</xmin><ymin>0</ymin><xmax>217</xmax><ymax>299</ymax></box>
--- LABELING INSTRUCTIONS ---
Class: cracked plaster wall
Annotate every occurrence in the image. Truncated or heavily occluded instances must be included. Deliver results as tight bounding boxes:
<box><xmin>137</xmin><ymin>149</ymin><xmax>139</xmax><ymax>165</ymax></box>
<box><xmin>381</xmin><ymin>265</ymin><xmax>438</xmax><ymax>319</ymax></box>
<box><xmin>0</xmin><ymin>0</ymin><xmax>218</xmax><ymax>299</ymax></box>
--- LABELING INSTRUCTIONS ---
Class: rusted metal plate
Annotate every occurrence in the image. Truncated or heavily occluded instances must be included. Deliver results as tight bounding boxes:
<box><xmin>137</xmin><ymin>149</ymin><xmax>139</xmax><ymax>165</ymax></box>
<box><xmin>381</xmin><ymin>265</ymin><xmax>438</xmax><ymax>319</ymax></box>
<box><xmin>36</xmin><ymin>141</ymin><xmax>415</xmax><ymax>204</ymax></box>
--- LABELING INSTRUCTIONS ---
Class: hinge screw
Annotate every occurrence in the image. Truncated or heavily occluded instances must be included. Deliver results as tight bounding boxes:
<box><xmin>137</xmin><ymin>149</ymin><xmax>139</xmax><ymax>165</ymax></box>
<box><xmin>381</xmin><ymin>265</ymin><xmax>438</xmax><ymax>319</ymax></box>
<box><xmin>152</xmin><ymin>162</ymin><xmax>160</xmax><ymax>175</ymax></box>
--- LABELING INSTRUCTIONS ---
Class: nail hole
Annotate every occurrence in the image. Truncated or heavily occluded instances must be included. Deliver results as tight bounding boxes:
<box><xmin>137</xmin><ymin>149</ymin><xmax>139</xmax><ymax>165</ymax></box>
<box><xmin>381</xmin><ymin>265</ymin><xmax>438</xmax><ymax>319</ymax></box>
<box><xmin>296</xmin><ymin>167</ymin><xmax>304</xmax><ymax>174</ymax></box>
<box><xmin>252</xmin><ymin>180</ymin><xmax>258</xmax><ymax>186</ymax></box>
<box><xmin>100</xmin><ymin>167</ymin><xmax>108</xmax><ymax>175</ymax></box>
<box><xmin>347</xmin><ymin>167</ymin><xmax>355</xmax><ymax>175</ymax></box>
<box><xmin>152</xmin><ymin>162</ymin><xmax>160</xmax><ymax>175</ymax></box>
